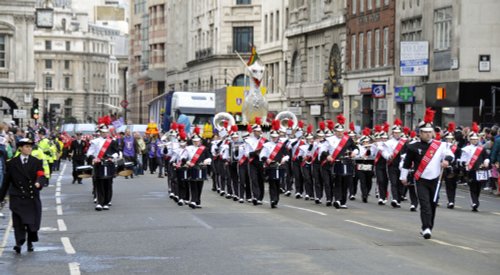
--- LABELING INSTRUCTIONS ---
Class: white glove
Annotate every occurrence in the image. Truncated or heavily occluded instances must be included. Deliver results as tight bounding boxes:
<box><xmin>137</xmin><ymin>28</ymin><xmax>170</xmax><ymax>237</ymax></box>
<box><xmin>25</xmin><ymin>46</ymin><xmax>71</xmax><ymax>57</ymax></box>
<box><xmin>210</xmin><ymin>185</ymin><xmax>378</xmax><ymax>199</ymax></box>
<box><xmin>203</xmin><ymin>158</ymin><xmax>212</xmax><ymax>166</ymax></box>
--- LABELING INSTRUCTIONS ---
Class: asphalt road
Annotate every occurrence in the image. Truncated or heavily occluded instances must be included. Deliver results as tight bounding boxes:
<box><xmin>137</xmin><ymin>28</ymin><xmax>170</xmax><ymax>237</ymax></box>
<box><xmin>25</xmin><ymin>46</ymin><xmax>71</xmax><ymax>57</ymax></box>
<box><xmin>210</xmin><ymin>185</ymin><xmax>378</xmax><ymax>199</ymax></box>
<box><xmin>0</xmin><ymin>160</ymin><xmax>499</xmax><ymax>275</ymax></box>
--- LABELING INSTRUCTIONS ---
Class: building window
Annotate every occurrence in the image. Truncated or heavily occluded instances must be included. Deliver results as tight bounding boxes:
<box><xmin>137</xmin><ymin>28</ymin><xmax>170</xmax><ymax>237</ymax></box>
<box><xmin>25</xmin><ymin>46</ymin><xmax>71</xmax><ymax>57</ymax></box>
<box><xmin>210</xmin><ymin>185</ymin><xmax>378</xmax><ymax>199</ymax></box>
<box><xmin>307</xmin><ymin>46</ymin><xmax>322</xmax><ymax>81</ymax></box>
<box><xmin>367</xmin><ymin>0</ymin><xmax>372</xmax><ymax>10</ymax></box>
<box><xmin>276</xmin><ymin>11</ymin><xmax>280</xmax><ymax>41</ymax></box>
<box><xmin>401</xmin><ymin>17</ymin><xmax>422</xmax><ymax>41</ymax></box>
<box><xmin>376</xmin><ymin>0</ymin><xmax>381</xmax><ymax>8</ymax></box>
<box><xmin>351</xmin><ymin>34</ymin><xmax>356</xmax><ymax>70</ymax></box>
<box><xmin>359</xmin><ymin>33</ymin><xmax>364</xmax><ymax>69</ymax></box>
<box><xmin>434</xmin><ymin>7</ymin><xmax>452</xmax><ymax>51</ymax></box>
<box><xmin>0</xmin><ymin>35</ymin><xmax>5</xmax><ymax>68</ymax></box>
<box><xmin>367</xmin><ymin>31</ymin><xmax>372</xmax><ymax>68</ymax></box>
<box><xmin>45</xmin><ymin>75</ymin><xmax>52</xmax><ymax>90</ymax></box>
<box><xmin>45</xmin><ymin>59</ymin><xmax>52</xmax><ymax>69</ymax></box>
<box><xmin>66</xmin><ymin>41</ymin><xmax>71</xmax><ymax>51</ymax></box>
<box><xmin>45</xmin><ymin>40</ymin><xmax>52</xmax><ymax>50</ymax></box>
<box><xmin>264</xmin><ymin>14</ymin><xmax>268</xmax><ymax>43</ymax></box>
<box><xmin>384</xmin><ymin>0</ymin><xmax>389</xmax><ymax>6</ymax></box>
<box><xmin>64</xmin><ymin>60</ymin><xmax>70</xmax><ymax>70</ymax></box>
<box><xmin>236</xmin><ymin>0</ymin><xmax>251</xmax><ymax>4</ymax></box>
<box><xmin>233</xmin><ymin>27</ymin><xmax>253</xmax><ymax>52</ymax></box>
<box><xmin>375</xmin><ymin>29</ymin><xmax>380</xmax><ymax>67</ymax></box>
<box><xmin>383</xmin><ymin>27</ymin><xmax>389</xmax><ymax>66</ymax></box>
<box><xmin>352</xmin><ymin>0</ymin><xmax>357</xmax><ymax>15</ymax></box>
<box><xmin>291</xmin><ymin>52</ymin><xmax>301</xmax><ymax>83</ymax></box>
<box><xmin>360</xmin><ymin>0</ymin><xmax>364</xmax><ymax>13</ymax></box>
<box><xmin>64</xmin><ymin>76</ymin><xmax>71</xmax><ymax>90</ymax></box>
<box><xmin>270</xmin><ymin>13</ymin><xmax>273</xmax><ymax>42</ymax></box>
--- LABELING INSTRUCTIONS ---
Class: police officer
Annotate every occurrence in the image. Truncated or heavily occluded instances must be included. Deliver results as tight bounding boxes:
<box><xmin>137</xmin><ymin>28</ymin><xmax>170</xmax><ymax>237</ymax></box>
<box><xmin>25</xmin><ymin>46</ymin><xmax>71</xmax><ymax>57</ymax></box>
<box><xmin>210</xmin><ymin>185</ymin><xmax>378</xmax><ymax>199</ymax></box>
<box><xmin>69</xmin><ymin>132</ymin><xmax>87</xmax><ymax>184</ymax></box>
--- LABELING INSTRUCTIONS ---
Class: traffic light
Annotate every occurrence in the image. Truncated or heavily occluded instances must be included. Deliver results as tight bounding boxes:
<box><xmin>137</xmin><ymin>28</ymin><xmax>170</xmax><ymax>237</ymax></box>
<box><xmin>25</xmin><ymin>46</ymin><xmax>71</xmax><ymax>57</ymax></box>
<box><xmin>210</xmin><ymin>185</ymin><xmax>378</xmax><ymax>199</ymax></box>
<box><xmin>31</xmin><ymin>98</ymin><xmax>40</xmax><ymax>120</ymax></box>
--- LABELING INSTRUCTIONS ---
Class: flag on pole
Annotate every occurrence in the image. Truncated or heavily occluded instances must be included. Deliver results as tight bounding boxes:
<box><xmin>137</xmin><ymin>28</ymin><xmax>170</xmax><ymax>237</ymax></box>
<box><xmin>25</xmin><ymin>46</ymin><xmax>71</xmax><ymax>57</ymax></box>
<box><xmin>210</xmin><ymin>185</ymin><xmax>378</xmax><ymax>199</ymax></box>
<box><xmin>247</xmin><ymin>45</ymin><xmax>259</xmax><ymax>66</ymax></box>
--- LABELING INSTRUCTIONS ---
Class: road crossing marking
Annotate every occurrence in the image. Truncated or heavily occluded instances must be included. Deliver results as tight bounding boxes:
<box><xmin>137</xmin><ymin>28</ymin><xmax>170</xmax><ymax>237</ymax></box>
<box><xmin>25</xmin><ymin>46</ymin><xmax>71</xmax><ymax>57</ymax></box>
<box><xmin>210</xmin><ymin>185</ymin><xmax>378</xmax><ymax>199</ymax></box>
<box><xmin>56</xmin><ymin>197</ymin><xmax>61</xmax><ymax>205</ymax></box>
<box><xmin>345</xmin><ymin>220</ymin><xmax>393</xmax><ymax>232</ymax></box>
<box><xmin>492</xmin><ymin>212</ymin><xmax>500</xmax><ymax>216</ymax></box>
<box><xmin>58</xmin><ymin>219</ymin><xmax>67</xmax><ymax>231</ymax></box>
<box><xmin>61</xmin><ymin>237</ymin><xmax>76</xmax><ymax>254</ymax></box>
<box><xmin>57</xmin><ymin>205</ymin><xmax>63</xmax><ymax>215</ymax></box>
<box><xmin>55</xmin><ymin>191</ymin><xmax>61</xmax><ymax>197</ymax></box>
<box><xmin>282</xmin><ymin>204</ymin><xmax>328</xmax><ymax>216</ymax></box>
<box><xmin>69</xmin><ymin>262</ymin><xmax>81</xmax><ymax>275</ymax></box>
<box><xmin>192</xmin><ymin>215</ymin><xmax>213</xmax><ymax>229</ymax></box>
<box><xmin>430</xmin><ymin>239</ymin><xmax>488</xmax><ymax>254</ymax></box>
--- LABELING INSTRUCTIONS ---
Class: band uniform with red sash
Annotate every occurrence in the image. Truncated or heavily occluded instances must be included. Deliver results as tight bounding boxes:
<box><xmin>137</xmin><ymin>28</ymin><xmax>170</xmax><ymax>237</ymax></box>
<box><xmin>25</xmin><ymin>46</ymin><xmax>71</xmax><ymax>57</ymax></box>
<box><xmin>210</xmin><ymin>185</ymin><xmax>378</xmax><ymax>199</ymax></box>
<box><xmin>374</xmin><ymin>151</ymin><xmax>382</xmax><ymax>165</ymax></box>
<box><xmin>292</xmin><ymin>140</ymin><xmax>305</xmax><ymax>161</ymax></box>
<box><xmin>451</xmin><ymin>144</ymin><xmax>457</xmax><ymax>154</ymax></box>
<box><xmin>97</xmin><ymin>138</ymin><xmax>113</xmax><ymax>160</ymax></box>
<box><xmin>414</xmin><ymin>140</ymin><xmax>441</xmax><ymax>181</ymax></box>
<box><xmin>249</xmin><ymin>138</ymin><xmax>267</xmax><ymax>163</ymax></box>
<box><xmin>266</xmin><ymin>141</ymin><xmax>285</xmax><ymax>167</ymax></box>
<box><xmin>322</xmin><ymin>135</ymin><xmax>349</xmax><ymax>166</ymax></box>
<box><xmin>467</xmin><ymin>146</ymin><xmax>484</xmax><ymax>171</ymax></box>
<box><xmin>190</xmin><ymin>145</ymin><xmax>207</xmax><ymax>166</ymax></box>
<box><xmin>301</xmin><ymin>145</ymin><xmax>315</xmax><ymax>167</ymax></box>
<box><xmin>388</xmin><ymin>138</ymin><xmax>407</xmax><ymax>166</ymax></box>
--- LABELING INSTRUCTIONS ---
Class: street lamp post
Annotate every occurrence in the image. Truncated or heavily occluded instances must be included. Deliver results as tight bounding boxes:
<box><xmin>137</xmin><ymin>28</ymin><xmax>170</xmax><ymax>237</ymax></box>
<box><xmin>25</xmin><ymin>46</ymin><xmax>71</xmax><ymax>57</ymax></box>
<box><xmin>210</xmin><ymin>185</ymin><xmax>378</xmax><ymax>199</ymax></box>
<box><xmin>43</xmin><ymin>72</ymin><xmax>49</xmax><ymax>126</ymax></box>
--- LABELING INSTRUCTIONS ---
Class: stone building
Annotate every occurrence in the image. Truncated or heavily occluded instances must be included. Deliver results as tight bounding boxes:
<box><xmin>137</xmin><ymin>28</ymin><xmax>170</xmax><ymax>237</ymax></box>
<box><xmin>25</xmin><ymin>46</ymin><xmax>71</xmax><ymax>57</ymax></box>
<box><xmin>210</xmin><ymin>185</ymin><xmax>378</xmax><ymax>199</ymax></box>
<box><xmin>0</xmin><ymin>0</ymin><xmax>36</xmax><ymax>126</ymax></box>
<box><xmin>284</xmin><ymin>0</ymin><xmax>347</xmax><ymax>126</ymax></box>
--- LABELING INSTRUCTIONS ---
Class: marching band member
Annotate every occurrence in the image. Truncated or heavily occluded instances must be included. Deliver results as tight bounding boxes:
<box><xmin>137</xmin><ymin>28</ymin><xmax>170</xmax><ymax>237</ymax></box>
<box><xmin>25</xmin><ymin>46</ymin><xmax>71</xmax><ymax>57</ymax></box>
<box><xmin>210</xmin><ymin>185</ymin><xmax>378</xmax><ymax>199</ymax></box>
<box><xmin>165</xmin><ymin>123</ymin><xmax>180</xmax><ymax>201</ymax></box>
<box><xmin>224</xmin><ymin>125</ymin><xmax>242</xmax><ymax>202</ymax></box>
<box><xmin>237</xmin><ymin>125</ymin><xmax>253</xmax><ymax>203</ymax></box>
<box><xmin>260</xmin><ymin>120</ymin><xmax>290</xmax><ymax>208</ymax></box>
<box><xmin>298</xmin><ymin>125</ymin><xmax>317</xmax><ymax>201</ymax></box>
<box><xmin>319</xmin><ymin>120</ymin><xmax>335</xmax><ymax>206</ymax></box>
<box><xmin>186</xmin><ymin>127</ymin><xmax>211</xmax><ymax>209</ymax></box>
<box><xmin>219</xmin><ymin>128</ymin><xmax>233</xmax><ymax>199</ymax></box>
<box><xmin>374</xmin><ymin>125</ymin><xmax>389</xmax><ymax>205</ymax></box>
<box><xmin>69</xmin><ymin>132</ymin><xmax>87</xmax><ymax>184</ymax></box>
<box><xmin>443</xmin><ymin>122</ymin><xmax>461</xmax><ymax>209</ymax></box>
<box><xmin>210</xmin><ymin>133</ymin><xmax>222</xmax><ymax>193</ymax></box>
<box><xmin>86</xmin><ymin>124</ymin><xmax>121</xmax><ymax>211</ymax></box>
<box><xmin>313</xmin><ymin>122</ymin><xmax>327</xmax><ymax>204</ymax></box>
<box><xmin>384</xmin><ymin>119</ymin><xmax>408</xmax><ymax>208</ymax></box>
<box><xmin>459</xmin><ymin>122</ymin><xmax>490</xmax><ymax>212</ymax></box>
<box><xmin>347</xmin><ymin>122</ymin><xmax>359</xmax><ymax>200</ymax></box>
<box><xmin>354</xmin><ymin>128</ymin><xmax>376</xmax><ymax>203</ymax></box>
<box><xmin>401</xmin><ymin>108</ymin><xmax>454</xmax><ymax>239</ymax></box>
<box><xmin>281</xmin><ymin>121</ymin><xmax>294</xmax><ymax>196</ymax></box>
<box><xmin>289</xmin><ymin>121</ymin><xmax>305</xmax><ymax>198</ymax></box>
<box><xmin>323</xmin><ymin>115</ymin><xmax>358</xmax><ymax>209</ymax></box>
<box><xmin>400</xmin><ymin>131</ymin><xmax>420</xmax><ymax>212</ymax></box>
<box><xmin>172</xmin><ymin>130</ymin><xmax>189</xmax><ymax>206</ymax></box>
<box><xmin>246</xmin><ymin>117</ymin><xmax>267</xmax><ymax>205</ymax></box>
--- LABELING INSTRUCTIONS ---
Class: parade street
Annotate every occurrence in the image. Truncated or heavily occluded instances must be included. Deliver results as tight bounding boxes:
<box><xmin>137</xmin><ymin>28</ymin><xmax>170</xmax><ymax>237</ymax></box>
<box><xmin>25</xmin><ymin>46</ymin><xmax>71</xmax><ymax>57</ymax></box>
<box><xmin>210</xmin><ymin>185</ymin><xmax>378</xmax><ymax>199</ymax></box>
<box><xmin>0</xmin><ymin>161</ymin><xmax>499</xmax><ymax>275</ymax></box>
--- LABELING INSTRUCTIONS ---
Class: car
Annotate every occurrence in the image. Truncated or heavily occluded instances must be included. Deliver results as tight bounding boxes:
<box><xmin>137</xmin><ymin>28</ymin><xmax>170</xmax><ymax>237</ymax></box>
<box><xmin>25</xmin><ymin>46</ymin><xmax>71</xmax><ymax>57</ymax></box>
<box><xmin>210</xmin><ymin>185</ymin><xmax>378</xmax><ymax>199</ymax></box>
<box><xmin>74</xmin><ymin>123</ymin><xmax>97</xmax><ymax>135</ymax></box>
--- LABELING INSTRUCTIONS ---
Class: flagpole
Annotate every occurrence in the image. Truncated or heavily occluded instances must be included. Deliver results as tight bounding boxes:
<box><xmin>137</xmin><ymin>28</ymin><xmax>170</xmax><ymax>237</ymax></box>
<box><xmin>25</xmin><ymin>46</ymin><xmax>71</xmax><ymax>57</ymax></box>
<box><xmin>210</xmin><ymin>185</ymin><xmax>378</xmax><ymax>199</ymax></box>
<box><xmin>234</xmin><ymin>50</ymin><xmax>249</xmax><ymax>69</ymax></box>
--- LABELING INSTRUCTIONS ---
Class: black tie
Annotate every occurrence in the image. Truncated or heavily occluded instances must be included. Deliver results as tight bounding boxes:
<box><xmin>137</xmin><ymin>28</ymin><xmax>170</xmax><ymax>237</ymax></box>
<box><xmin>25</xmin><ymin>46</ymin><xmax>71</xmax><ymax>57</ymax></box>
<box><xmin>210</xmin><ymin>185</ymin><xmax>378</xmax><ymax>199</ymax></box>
<box><xmin>23</xmin><ymin>157</ymin><xmax>28</xmax><ymax>166</ymax></box>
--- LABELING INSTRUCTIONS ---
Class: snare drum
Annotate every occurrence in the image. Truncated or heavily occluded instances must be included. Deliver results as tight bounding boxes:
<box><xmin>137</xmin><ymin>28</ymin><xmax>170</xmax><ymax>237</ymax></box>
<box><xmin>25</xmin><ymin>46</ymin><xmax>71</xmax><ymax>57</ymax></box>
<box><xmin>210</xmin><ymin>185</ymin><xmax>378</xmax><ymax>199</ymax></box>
<box><xmin>76</xmin><ymin>165</ymin><xmax>93</xmax><ymax>178</ymax></box>
<box><xmin>117</xmin><ymin>162</ymin><xmax>135</xmax><ymax>177</ymax></box>
<box><xmin>177</xmin><ymin>167</ymin><xmax>190</xmax><ymax>181</ymax></box>
<box><xmin>267</xmin><ymin>166</ymin><xmax>284</xmax><ymax>180</ymax></box>
<box><xmin>356</xmin><ymin>164</ymin><xmax>373</xmax><ymax>172</ymax></box>
<box><xmin>333</xmin><ymin>159</ymin><xmax>355</xmax><ymax>176</ymax></box>
<box><xmin>190</xmin><ymin>166</ymin><xmax>207</xmax><ymax>181</ymax></box>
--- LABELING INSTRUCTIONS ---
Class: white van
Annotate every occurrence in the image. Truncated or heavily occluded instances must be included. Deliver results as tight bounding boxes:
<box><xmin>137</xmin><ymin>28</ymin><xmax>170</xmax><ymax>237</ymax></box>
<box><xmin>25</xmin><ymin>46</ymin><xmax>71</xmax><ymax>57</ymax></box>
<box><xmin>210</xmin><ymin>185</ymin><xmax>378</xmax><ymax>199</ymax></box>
<box><xmin>74</xmin><ymin>123</ymin><xmax>97</xmax><ymax>135</ymax></box>
<box><xmin>171</xmin><ymin>92</ymin><xmax>215</xmax><ymax>129</ymax></box>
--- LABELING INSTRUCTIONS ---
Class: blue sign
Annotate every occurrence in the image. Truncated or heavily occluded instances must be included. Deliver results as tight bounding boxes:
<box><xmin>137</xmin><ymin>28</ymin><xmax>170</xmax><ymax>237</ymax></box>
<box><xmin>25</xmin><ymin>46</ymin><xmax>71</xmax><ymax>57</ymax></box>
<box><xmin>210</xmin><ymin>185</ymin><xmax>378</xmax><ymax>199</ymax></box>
<box><xmin>372</xmin><ymin>84</ymin><xmax>386</xmax><ymax>98</ymax></box>
<box><xmin>395</xmin><ymin>86</ymin><xmax>416</xmax><ymax>103</ymax></box>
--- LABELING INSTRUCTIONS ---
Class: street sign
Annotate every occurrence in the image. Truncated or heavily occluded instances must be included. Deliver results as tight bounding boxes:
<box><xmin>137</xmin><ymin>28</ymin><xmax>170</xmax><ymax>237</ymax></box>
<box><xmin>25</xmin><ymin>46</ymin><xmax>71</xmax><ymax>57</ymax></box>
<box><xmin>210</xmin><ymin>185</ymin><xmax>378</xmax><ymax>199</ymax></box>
<box><xmin>120</xmin><ymin>100</ymin><xmax>129</xmax><ymax>108</ymax></box>
<box><xmin>371</xmin><ymin>84</ymin><xmax>386</xmax><ymax>98</ymax></box>
<box><xmin>400</xmin><ymin>41</ymin><xmax>429</xmax><ymax>76</ymax></box>
<box><xmin>479</xmin><ymin>54</ymin><xmax>491</xmax><ymax>72</ymax></box>
<box><xmin>395</xmin><ymin>86</ymin><xmax>416</xmax><ymax>103</ymax></box>
<box><xmin>13</xmin><ymin>109</ymin><xmax>28</xmax><ymax>119</ymax></box>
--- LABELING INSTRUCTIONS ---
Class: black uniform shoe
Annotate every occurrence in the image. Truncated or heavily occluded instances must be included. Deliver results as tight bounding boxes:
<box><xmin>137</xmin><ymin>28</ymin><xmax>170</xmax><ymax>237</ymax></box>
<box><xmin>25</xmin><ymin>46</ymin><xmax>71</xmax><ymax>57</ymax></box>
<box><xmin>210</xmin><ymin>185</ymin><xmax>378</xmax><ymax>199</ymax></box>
<box><xmin>270</xmin><ymin>201</ymin><xmax>278</xmax><ymax>208</ymax></box>
<box><xmin>13</xmin><ymin>246</ymin><xmax>21</xmax><ymax>254</ymax></box>
<box><xmin>27</xmin><ymin>243</ymin><xmax>34</xmax><ymax>252</ymax></box>
<box><xmin>333</xmin><ymin>201</ymin><xmax>341</xmax><ymax>209</ymax></box>
<box><xmin>326</xmin><ymin>201</ymin><xmax>332</xmax><ymax>207</ymax></box>
<box><xmin>362</xmin><ymin>197</ymin><xmax>368</xmax><ymax>203</ymax></box>
<box><xmin>72</xmin><ymin>179</ymin><xmax>76</xmax><ymax>184</ymax></box>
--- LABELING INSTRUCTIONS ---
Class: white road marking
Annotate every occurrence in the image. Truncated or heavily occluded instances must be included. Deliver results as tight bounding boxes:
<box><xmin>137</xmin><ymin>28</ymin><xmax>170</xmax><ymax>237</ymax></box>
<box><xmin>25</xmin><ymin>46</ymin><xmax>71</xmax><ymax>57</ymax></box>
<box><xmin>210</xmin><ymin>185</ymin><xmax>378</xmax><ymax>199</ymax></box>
<box><xmin>430</xmin><ymin>239</ymin><xmax>488</xmax><ymax>254</ymax></box>
<box><xmin>492</xmin><ymin>212</ymin><xmax>500</xmax><ymax>216</ymax></box>
<box><xmin>456</xmin><ymin>195</ymin><xmax>465</xmax><ymax>198</ymax></box>
<box><xmin>56</xmin><ymin>187</ymin><xmax>61</xmax><ymax>192</ymax></box>
<box><xmin>56</xmin><ymin>182</ymin><xmax>61</xmax><ymax>187</ymax></box>
<box><xmin>69</xmin><ymin>262</ymin><xmax>81</xmax><ymax>275</ymax></box>
<box><xmin>192</xmin><ymin>215</ymin><xmax>213</xmax><ymax>229</ymax></box>
<box><xmin>61</xmin><ymin>237</ymin><xmax>76</xmax><ymax>254</ymax></box>
<box><xmin>56</xmin><ymin>197</ymin><xmax>61</xmax><ymax>205</ymax></box>
<box><xmin>55</xmin><ymin>191</ymin><xmax>61</xmax><ymax>197</ymax></box>
<box><xmin>0</xmin><ymin>218</ymin><xmax>13</xmax><ymax>257</ymax></box>
<box><xmin>58</xmin><ymin>219</ymin><xmax>67</xmax><ymax>231</ymax></box>
<box><xmin>57</xmin><ymin>205</ymin><xmax>63</xmax><ymax>215</ymax></box>
<box><xmin>40</xmin><ymin>227</ymin><xmax>59</xmax><ymax>232</ymax></box>
<box><xmin>282</xmin><ymin>204</ymin><xmax>328</xmax><ymax>216</ymax></box>
<box><xmin>345</xmin><ymin>220</ymin><xmax>393</xmax><ymax>232</ymax></box>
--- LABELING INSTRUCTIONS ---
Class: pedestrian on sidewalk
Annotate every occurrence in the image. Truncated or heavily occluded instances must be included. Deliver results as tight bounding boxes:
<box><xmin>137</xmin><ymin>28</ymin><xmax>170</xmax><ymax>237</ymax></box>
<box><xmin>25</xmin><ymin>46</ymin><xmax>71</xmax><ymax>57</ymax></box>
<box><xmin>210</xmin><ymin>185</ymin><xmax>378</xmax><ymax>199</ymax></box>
<box><xmin>0</xmin><ymin>138</ymin><xmax>47</xmax><ymax>254</ymax></box>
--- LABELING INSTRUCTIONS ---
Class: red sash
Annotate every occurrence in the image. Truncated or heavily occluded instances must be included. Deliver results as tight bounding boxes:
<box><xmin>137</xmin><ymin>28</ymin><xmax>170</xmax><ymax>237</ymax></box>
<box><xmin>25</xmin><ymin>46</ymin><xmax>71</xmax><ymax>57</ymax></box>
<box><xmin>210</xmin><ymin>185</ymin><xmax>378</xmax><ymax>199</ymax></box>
<box><xmin>322</xmin><ymin>135</ymin><xmax>349</xmax><ymax>166</ymax></box>
<box><xmin>190</xmin><ymin>145</ymin><xmax>206</xmax><ymax>165</ymax></box>
<box><xmin>451</xmin><ymin>144</ymin><xmax>457</xmax><ymax>154</ymax></box>
<box><xmin>467</xmin><ymin>146</ymin><xmax>483</xmax><ymax>170</ymax></box>
<box><xmin>97</xmin><ymin>138</ymin><xmax>113</xmax><ymax>159</ymax></box>
<box><xmin>374</xmin><ymin>151</ymin><xmax>382</xmax><ymax>164</ymax></box>
<box><xmin>268</xmin><ymin>142</ymin><xmax>285</xmax><ymax>163</ymax></box>
<box><xmin>292</xmin><ymin>140</ymin><xmax>305</xmax><ymax>161</ymax></box>
<box><xmin>388</xmin><ymin>138</ymin><xmax>407</xmax><ymax>165</ymax></box>
<box><xmin>414</xmin><ymin>140</ymin><xmax>441</xmax><ymax>181</ymax></box>
<box><xmin>312</xmin><ymin>147</ymin><xmax>320</xmax><ymax>161</ymax></box>
<box><xmin>249</xmin><ymin>138</ymin><xmax>267</xmax><ymax>163</ymax></box>
<box><xmin>238</xmin><ymin>155</ymin><xmax>248</xmax><ymax>165</ymax></box>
